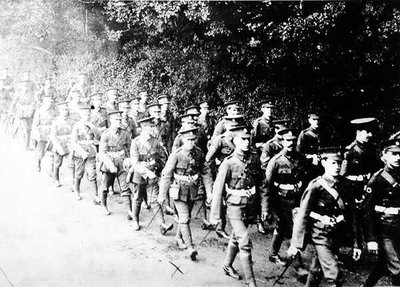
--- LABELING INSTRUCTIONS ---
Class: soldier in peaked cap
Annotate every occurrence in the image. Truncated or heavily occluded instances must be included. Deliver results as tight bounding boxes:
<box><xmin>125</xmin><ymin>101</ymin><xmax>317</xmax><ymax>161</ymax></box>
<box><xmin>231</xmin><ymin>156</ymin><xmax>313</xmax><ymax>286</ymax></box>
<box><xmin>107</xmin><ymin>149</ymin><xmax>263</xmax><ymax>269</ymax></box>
<box><xmin>260</xmin><ymin>119</ymin><xmax>289</xmax><ymax>170</ymax></box>
<box><xmin>98</xmin><ymin>110</ymin><xmax>132</xmax><ymax>215</ymax></box>
<box><xmin>104</xmin><ymin>88</ymin><xmax>119</xmax><ymax>114</ymax></box>
<box><xmin>340</xmin><ymin>118</ymin><xmax>381</xmax><ymax>209</ymax></box>
<box><xmin>252</xmin><ymin>99</ymin><xmax>275</xmax><ymax>152</ymax></box>
<box><xmin>137</xmin><ymin>90</ymin><xmax>149</xmax><ymax>120</ymax></box>
<box><xmin>172</xmin><ymin>114</ymin><xmax>198</xmax><ymax>152</ymax></box>
<box><xmin>361</xmin><ymin>135</ymin><xmax>400</xmax><ymax>286</ymax></box>
<box><xmin>50</xmin><ymin>102</ymin><xmax>74</xmax><ymax>187</ymax></box>
<box><xmin>297</xmin><ymin>113</ymin><xmax>324</xmax><ymax>182</ymax></box>
<box><xmin>289</xmin><ymin>147</ymin><xmax>361</xmax><ymax>287</ymax></box>
<box><xmin>210</xmin><ymin>128</ymin><xmax>263</xmax><ymax>287</ymax></box>
<box><xmin>158</xmin><ymin>93</ymin><xmax>176</xmax><ymax>152</ymax></box>
<box><xmin>211</xmin><ymin>99</ymin><xmax>241</xmax><ymax>140</ymax></box>
<box><xmin>70</xmin><ymin>104</ymin><xmax>98</xmax><ymax>202</ymax></box>
<box><xmin>118</xmin><ymin>99</ymin><xmax>138</xmax><ymax>139</ymax></box>
<box><xmin>129</xmin><ymin>96</ymin><xmax>141</xmax><ymax>129</ymax></box>
<box><xmin>158</xmin><ymin>126</ymin><xmax>213</xmax><ymax>261</ymax></box>
<box><xmin>0</xmin><ymin>68</ymin><xmax>14</xmax><ymax>128</ymax></box>
<box><xmin>147</xmin><ymin>102</ymin><xmax>170</xmax><ymax>151</ymax></box>
<box><xmin>197</xmin><ymin>100</ymin><xmax>216</xmax><ymax>154</ymax></box>
<box><xmin>31</xmin><ymin>94</ymin><xmax>57</xmax><ymax>173</ymax></box>
<box><xmin>262</xmin><ymin>128</ymin><xmax>308</xmax><ymax>277</ymax></box>
<box><xmin>90</xmin><ymin>93</ymin><xmax>108</xmax><ymax>146</ymax></box>
<box><xmin>126</xmin><ymin>116</ymin><xmax>173</xmax><ymax>233</ymax></box>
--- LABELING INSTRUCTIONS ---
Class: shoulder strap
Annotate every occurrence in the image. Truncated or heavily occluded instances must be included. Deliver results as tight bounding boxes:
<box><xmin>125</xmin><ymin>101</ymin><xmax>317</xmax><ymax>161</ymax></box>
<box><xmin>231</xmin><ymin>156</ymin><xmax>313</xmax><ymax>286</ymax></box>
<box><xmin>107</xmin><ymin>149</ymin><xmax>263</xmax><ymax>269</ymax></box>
<box><xmin>381</xmin><ymin>169</ymin><xmax>399</xmax><ymax>188</ymax></box>
<box><xmin>317</xmin><ymin>177</ymin><xmax>344</xmax><ymax>209</ymax></box>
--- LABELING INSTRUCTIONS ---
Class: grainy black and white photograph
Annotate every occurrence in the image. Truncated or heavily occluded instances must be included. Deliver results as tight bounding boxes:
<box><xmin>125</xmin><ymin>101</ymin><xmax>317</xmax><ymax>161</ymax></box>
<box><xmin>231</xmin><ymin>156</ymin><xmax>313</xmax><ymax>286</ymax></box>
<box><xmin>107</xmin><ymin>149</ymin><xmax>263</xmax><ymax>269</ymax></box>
<box><xmin>0</xmin><ymin>1</ymin><xmax>400</xmax><ymax>286</ymax></box>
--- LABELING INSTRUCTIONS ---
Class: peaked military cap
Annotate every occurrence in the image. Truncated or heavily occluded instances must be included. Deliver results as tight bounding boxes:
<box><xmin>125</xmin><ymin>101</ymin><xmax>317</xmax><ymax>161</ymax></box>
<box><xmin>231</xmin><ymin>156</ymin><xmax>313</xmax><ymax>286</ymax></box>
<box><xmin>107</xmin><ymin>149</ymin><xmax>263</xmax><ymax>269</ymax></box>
<box><xmin>199</xmin><ymin>100</ymin><xmax>209</xmax><ymax>108</ymax></box>
<box><xmin>278</xmin><ymin>127</ymin><xmax>296</xmax><ymax>140</ymax></box>
<box><xmin>147</xmin><ymin>102</ymin><xmax>161</xmax><ymax>110</ymax></box>
<box><xmin>117</xmin><ymin>99</ymin><xmax>131</xmax><ymax>105</ymax></box>
<box><xmin>56</xmin><ymin>101</ymin><xmax>69</xmax><ymax>108</ymax></box>
<box><xmin>258</xmin><ymin>99</ymin><xmax>275</xmax><ymax>108</ymax></box>
<box><xmin>184</xmin><ymin>105</ymin><xmax>200</xmax><ymax>115</ymax></box>
<box><xmin>224</xmin><ymin>100</ymin><xmax>241</xmax><ymax>108</ymax></box>
<box><xmin>179</xmin><ymin>113</ymin><xmax>197</xmax><ymax>121</ymax></box>
<box><xmin>223</xmin><ymin>114</ymin><xmax>244</xmax><ymax>123</ymax></box>
<box><xmin>384</xmin><ymin>134</ymin><xmax>400</xmax><ymax>152</ymax></box>
<box><xmin>157</xmin><ymin>93</ymin><xmax>170</xmax><ymax>102</ymax></box>
<box><xmin>308</xmin><ymin>113</ymin><xmax>320</xmax><ymax>120</ymax></box>
<box><xmin>273</xmin><ymin>119</ymin><xmax>289</xmax><ymax>127</ymax></box>
<box><xmin>180</xmin><ymin>126</ymin><xmax>198</xmax><ymax>140</ymax></box>
<box><xmin>350</xmin><ymin>117</ymin><xmax>376</xmax><ymax>131</ymax></box>
<box><xmin>138</xmin><ymin>116</ymin><xmax>155</xmax><ymax>127</ymax></box>
<box><xmin>90</xmin><ymin>93</ymin><xmax>102</xmax><ymax>100</ymax></box>
<box><xmin>318</xmin><ymin>147</ymin><xmax>343</xmax><ymax>160</ymax></box>
<box><xmin>231</xmin><ymin>125</ymin><xmax>251</xmax><ymax>139</ymax></box>
<box><xmin>108</xmin><ymin>110</ymin><xmax>122</xmax><ymax>120</ymax></box>
<box><xmin>106</xmin><ymin>87</ymin><xmax>119</xmax><ymax>92</ymax></box>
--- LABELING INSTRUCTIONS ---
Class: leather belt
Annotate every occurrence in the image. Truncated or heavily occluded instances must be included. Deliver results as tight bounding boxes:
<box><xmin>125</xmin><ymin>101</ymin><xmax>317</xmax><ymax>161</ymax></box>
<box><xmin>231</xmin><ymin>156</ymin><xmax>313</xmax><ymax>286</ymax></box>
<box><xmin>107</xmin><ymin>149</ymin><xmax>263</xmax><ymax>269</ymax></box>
<box><xmin>174</xmin><ymin>173</ymin><xmax>199</xmax><ymax>182</ymax></box>
<box><xmin>375</xmin><ymin>205</ymin><xmax>400</xmax><ymax>215</ymax></box>
<box><xmin>346</xmin><ymin>174</ymin><xmax>369</xmax><ymax>182</ymax></box>
<box><xmin>310</xmin><ymin>211</ymin><xmax>344</xmax><ymax>225</ymax></box>
<box><xmin>225</xmin><ymin>184</ymin><xmax>256</xmax><ymax>197</ymax></box>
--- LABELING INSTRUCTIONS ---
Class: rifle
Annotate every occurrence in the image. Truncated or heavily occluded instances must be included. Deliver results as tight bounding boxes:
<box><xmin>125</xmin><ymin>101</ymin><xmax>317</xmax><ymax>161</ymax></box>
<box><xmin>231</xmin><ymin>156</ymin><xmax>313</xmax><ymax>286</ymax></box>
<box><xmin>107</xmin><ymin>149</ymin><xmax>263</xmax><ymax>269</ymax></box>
<box><xmin>272</xmin><ymin>256</ymin><xmax>295</xmax><ymax>287</ymax></box>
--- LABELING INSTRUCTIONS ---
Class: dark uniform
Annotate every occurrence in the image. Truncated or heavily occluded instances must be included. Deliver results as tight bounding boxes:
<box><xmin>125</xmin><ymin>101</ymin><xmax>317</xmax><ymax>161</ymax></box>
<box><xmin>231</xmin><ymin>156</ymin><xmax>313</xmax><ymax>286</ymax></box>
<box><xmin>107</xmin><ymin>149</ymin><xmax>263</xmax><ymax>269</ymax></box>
<box><xmin>210</xmin><ymin>129</ymin><xmax>263</xmax><ymax>287</ymax></box>
<box><xmin>211</xmin><ymin>100</ymin><xmax>241</xmax><ymax>140</ymax></box>
<box><xmin>197</xmin><ymin>102</ymin><xmax>215</xmax><ymax>154</ymax></box>
<box><xmin>362</xmin><ymin>136</ymin><xmax>400</xmax><ymax>286</ymax></box>
<box><xmin>159</xmin><ymin>126</ymin><xmax>213</xmax><ymax>260</ymax></box>
<box><xmin>252</xmin><ymin>99</ymin><xmax>275</xmax><ymax>153</ymax></box>
<box><xmin>290</xmin><ymin>149</ymin><xmax>359</xmax><ymax>287</ymax></box>
<box><xmin>128</xmin><ymin>116</ymin><xmax>172</xmax><ymax>233</ymax></box>
<box><xmin>263</xmin><ymin>128</ymin><xmax>308</xmax><ymax>272</ymax></box>
<box><xmin>98</xmin><ymin>111</ymin><xmax>131</xmax><ymax>214</ymax></box>
<box><xmin>158</xmin><ymin>94</ymin><xmax>176</xmax><ymax>152</ymax></box>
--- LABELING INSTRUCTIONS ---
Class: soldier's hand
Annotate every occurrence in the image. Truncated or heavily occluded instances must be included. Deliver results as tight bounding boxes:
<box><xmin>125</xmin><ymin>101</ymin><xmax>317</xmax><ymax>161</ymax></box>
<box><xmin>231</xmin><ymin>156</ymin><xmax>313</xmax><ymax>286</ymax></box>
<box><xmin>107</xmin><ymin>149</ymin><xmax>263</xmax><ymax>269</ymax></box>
<box><xmin>81</xmin><ymin>151</ymin><xmax>89</xmax><ymax>160</ymax></box>
<box><xmin>367</xmin><ymin>241</ymin><xmax>379</xmax><ymax>254</ymax></box>
<box><xmin>352</xmin><ymin>248</ymin><xmax>362</xmax><ymax>261</ymax></box>
<box><xmin>287</xmin><ymin>246</ymin><xmax>299</xmax><ymax>258</ymax></box>
<box><xmin>123</xmin><ymin>158</ymin><xmax>131</xmax><ymax>171</ymax></box>
<box><xmin>206</xmin><ymin>193</ymin><xmax>213</xmax><ymax>205</ymax></box>
<box><xmin>209</xmin><ymin>218</ymin><xmax>219</xmax><ymax>227</ymax></box>
<box><xmin>109</xmin><ymin>165</ymin><xmax>118</xmax><ymax>174</ymax></box>
<box><xmin>147</xmin><ymin>170</ymin><xmax>157</xmax><ymax>180</ymax></box>
<box><xmin>157</xmin><ymin>197</ymin><xmax>165</xmax><ymax>206</ymax></box>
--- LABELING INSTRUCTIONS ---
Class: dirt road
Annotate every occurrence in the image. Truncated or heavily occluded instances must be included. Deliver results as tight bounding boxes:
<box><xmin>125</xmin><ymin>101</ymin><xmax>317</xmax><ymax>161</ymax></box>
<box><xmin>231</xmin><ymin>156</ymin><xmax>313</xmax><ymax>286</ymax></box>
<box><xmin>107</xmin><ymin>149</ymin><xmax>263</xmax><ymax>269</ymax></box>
<box><xmin>0</xmin><ymin>134</ymin><xmax>388</xmax><ymax>287</ymax></box>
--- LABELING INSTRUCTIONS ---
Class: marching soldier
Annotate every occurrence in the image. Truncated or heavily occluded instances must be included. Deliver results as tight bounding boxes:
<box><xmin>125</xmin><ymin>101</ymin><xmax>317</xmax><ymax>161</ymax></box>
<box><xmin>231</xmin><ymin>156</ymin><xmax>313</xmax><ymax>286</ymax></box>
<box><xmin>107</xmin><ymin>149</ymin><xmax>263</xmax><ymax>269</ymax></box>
<box><xmin>197</xmin><ymin>100</ymin><xmax>215</xmax><ymax>154</ymax></box>
<box><xmin>68</xmin><ymin>90</ymin><xmax>83</xmax><ymax>123</ymax></box>
<box><xmin>70</xmin><ymin>104</ymin><xmax>98</xmax><ymax>202</ymax></box>
<box><xmin>297</xmin><ymin>113</ymin><xmax>323</xmax><ymax>181</ymax></box>
<box><xmin>288</xmin><ymin>147</ymin><xmax>361</xmax><ymax>287</ymax></box>
<box><xmin>262</xmin><ymin>128</ymin><xmax>308</xmax><ymax>277</ymax></box>
<box><xmin>50</xmin><ymin>102</ymin><xmax>74</xmax><ymax>187</ymax></box>
<box><xmin>260</xmin><ymin>119</ymin><xmax>288</xmax><ymax>170</ymax></box>
<box><xmin>127</xmin><ymin>116</ymin><xmax>173</xmax><ymax>233</ymax></box>
<box><xmin>10</xmin><ymin>71</ymin><xmax>36</xmax><ymax>150</ymax></box>
<box><xmin>104</xmin><ymin>88</ymin><xmax>118</xmax><ymax>113</ymax></box>
<box><xmin>90</xmin><ymin>93</ymin><xmax>108</xmax><ymax>148</ymax></box>
<box><xmin>0</xmin><ymin>68</ymin><xmax>14</xmax><ymax>128</ymax></box>
<box><xmin>35</xmin><ymin>77</ymin><xmax>56</xmax><ymax>104</ymax></box>
<box><xmin>158</xmin><ymin>126</ymin><xmax>213</xmax><ymax>261</ymax></box>
<box><xmin>158</xmin><ymin>93</ymin><xmax>176</xmax><ymax>152</ymax></box>
<box><xmin>210</xmin><ymin>127</ymin><xmax>263</xmax><ymax>287</ymax></box>
<box><xmin>252</xmin><ymin>99</ymin><xmax>275</xmax><ymax>153</ymax></box>
<box><xmin>68</xmin><ymin>73</ymin><xmax>91</xmax><ymax>104</ymax></box>
<box><xmin>98</xmin><ymin>111</ymin><xmax>131</xmax><ymax>215</ymax></box>
<box><xmin>172</xmin><ymin>113</ymin><xmax>198</xmax><ymax>152</ymax></box>
<box><xmin>147</xmin><ymin>102</ymin><xmax>169</xmax><ymax>149</ymax></box>
<box><xmin>361</xmin><ymin>135</ymin><xmax>400</xmax><ymax>286</ymax></box>
<box><xmin>212</xmin><ymin>100</ymin><xmax>241</xmax><ymax>140</ymax></box>
<box><xmin>137</xmin><ymin>90</ymin><xmax>148</xmax><ymax>120</ymax></box>
<box><xmin>206</xmin><ymin>115</ymin><xmax>244</xmax><ymax>239</ymax></box>
<box><xmin>118</xmin><ymin>99</ymin><xmax>138</xmax><ymax>139</ymax></box>
<box><xmin>129</xmin><ymin>96</ymin><xmax>140</xmax><ymax>131</ymax></box>
<box><xmin>341</xmin><ymin>118</ymin><xmax>381</xmax><ymax>206</ymax></box>
<box><xmin>31</xmin><ymin>95</ymin><xmax>57</xmax><ymax>172</ymax></box>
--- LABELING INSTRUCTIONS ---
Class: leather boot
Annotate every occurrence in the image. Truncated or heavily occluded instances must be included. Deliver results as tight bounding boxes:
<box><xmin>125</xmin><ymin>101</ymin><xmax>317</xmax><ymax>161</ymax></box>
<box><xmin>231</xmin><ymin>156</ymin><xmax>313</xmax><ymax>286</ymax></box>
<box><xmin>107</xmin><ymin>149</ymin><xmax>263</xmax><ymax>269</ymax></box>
<box><xmin>240</xmin><ymin>250</ymin><xmax>256</xmax><ymax>287</ymax></box>
<box><xmin>293</xmin><ymin>253</ymin><xmax>308</xmax><ymax>279</ymax></box>
<box><xmin>223</xmin><ymin>242</ymin><xmax>241</xmax><ymax>280</ymax></box>
<box><xmin>305</xmin><ymin>271</ymin><xmax>321</xmax><ymax>287</ymax></box>
<box><xmin>132</xmin><ymin>203</ymin><xmax>140</xmax><ymax>231</ymax></box>
<box><xmin>126</xmin><ymin>196</ymin><xmax>133</xmax><ymax>220</ymax></box>
<box><xmin>180</xmin><ymin>223</ymin><xmax>193</xmax><ymax>248</ymax></box>
<box><xmin>74</xmin><ymin>178</ymin><xmax>82</xmax><ymax>200</ymax></box>
<box><xmin>36</xmin><ymin>159</ymin><xmax>41</xmax><ymax>172</ymax></box>
<box><xmin>102</xmin><ymin>191</ymin><xmax>111</xmax><ymax>215</ymax></box>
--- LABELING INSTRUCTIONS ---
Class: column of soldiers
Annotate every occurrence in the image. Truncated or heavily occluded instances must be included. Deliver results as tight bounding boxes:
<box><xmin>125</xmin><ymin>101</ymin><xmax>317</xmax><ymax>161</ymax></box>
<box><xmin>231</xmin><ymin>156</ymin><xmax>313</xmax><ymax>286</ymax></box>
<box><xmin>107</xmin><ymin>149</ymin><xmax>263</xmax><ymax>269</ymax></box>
<box><xmin>2</xmin><ymin>71</ymin><xmax>400</xmax><ymax>287</ymax></box>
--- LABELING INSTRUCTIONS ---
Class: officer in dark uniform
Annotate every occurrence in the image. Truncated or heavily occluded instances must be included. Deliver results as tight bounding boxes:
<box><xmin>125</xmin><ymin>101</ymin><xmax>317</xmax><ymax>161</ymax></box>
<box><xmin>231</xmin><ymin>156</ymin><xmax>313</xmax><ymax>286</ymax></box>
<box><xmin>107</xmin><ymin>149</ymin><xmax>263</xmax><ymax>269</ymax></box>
<box><xmin>103</xmin><ymin>88</ymin><xmax>118</xmax><ymax>113</ymax></box>
<box><xmin>158</xmin><ymin>93</ymin><xmax>176</xmax><ymax>152</ymax></box>
<box><xmin>147</xmin><ymin>102</ymin><xmax>169</xmax><ymax>151</ymax></box>
<box><xmin>297</xmin><ymin>113</ymin><xmax>323</xmax><ymax>181</ymax></box>
<box><xmin>171</xmin><ymin>113</ymin><xmax>198</xmax><ymax>152</ymax></box>
<box><xmin>137</xmin><ymin>90</ymin><xmax>148</xmax><ymax>120</ymax></box>
<box><xmin>210</xmin><ymin>127</ymin><xmax>263</xmax><ymax>287</ymax></box>
<box><xmin>212</xmin><ymin>100</ymin><xmax>241</xmax><ymax>140</ymax></box>
<box><xmin>289</xmin><ymin>147</ymin><xmax>361</xmax><ymax>287</ymax></box>
<box><xmin>340</xmin><ymin>118</ymin><xmax>381</xmax><ymax>206</ymax></box>
<box><xmin>262</xmin><ymin>128</ymin><xmax>308</xmax><ymax>277</ymax></box>
<box><xmin>118</xmin><ymin>99</ymin><xmax>138</xmax><ymax>139</ymax></box>
<box><xmin>252</xmin><ymin>99</ymin><xmax>274</xmax><ymax>153</ymax></box>
<box><xmin>127</xmin><ymin>116</ymin><xmax>173</xmax><ymax>233</ymax></box>
<box><xmin>260</xmin><ymin>119</ymin><xmax>288</xmax><ymax>170</ymax></box>
<box><xmin>362</xmin><ymin>135</ymin><xmax>400</xmax><ymax>286</ymax></box>
<box><xmin>197</xmin><ymin>100</ymin><xmax>215</xmax><ymax>154</ymax></box>
<box><xmin>158</xmin><ymin>126</ymin><xmax>213</xmax><ymax>261</ymax></box>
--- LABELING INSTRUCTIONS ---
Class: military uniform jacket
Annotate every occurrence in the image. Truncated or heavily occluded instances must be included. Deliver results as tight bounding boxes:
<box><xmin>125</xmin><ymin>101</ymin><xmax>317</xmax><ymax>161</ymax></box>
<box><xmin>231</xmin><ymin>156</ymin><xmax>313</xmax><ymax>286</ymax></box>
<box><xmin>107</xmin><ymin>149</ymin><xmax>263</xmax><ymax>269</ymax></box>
<box><xmin>210</xmin><ymin>150</ymin><xmax>264</xmax><ymax>221</ymax></box>
<box><xmin>31</xmin><ymin>107</ymin><xmax>57</xmax><ymax>141</ymax></box>
<box><xmin>252</xmin><ymin>116</ymin><xmax>273</xmax><ymax>145</ymax></box>
<box><xmin>160</xmin><ymin>110</ymin><xmax>176</xmax><ymax>151</ymax></box>
<box><xmin>205</xmin><ymin>132</ymin><xmax>235</xmax><ymax>167</ymax></box>
<box><xmin>291</xmin><ymin>175</ymin><xmax>358</xmax><ymax>250</ymax></box>
<box><xmin>341</xmin><ymin>140</ymin><xmax>380</xmax><ymax>177</ymax></box>
<box><xmin>71</xmin><ymin>121</ymin><xmax>97</xmax><ymax>158</ymax></box>
<box><xmin>159</xmin><ymin>146</ymin><xmax>213</xmax><ymax>202</ymax></box>
<box><xmin>91</xmin><ymin>108</ymin><xmax>108</xmax><ymax>132</ymax></box>
<box><xmin>99</xmin><ymin>127</ymin><xmax>131</xmax><ymax>159</ymax></box>
<box><xmin>130</xmin><ymin>136</ymin><xmax>167</xmax><ymax>184</ymax></box>
<box><xmin>260</xmin><ymin>136</ymin><xmax>283</xmax><ymax>169</ymax></box>
<box><xmin>13</xmin><ymin>81</ymin><xmax>36</xmax><ymax>118</ymax></box>
<box><xmin>262</xmin><ymin>149</ymin><xmax>307</xmax><ymax>213</ymax></box>
<box><xmin>296</xmin><ymin>127</ymin><xmax>320</xmax><ymax>155</ymax></box>
<box><xmin>121</xmin><ymin>116</ymin><xmax>138</xmax><ymax>139</ymax></box>
<box><xmin>50</xmin><ymin>117</ymin><xmax>74</xmax><ymax>154</ymax></box>
<box><xmin>363</xmin><ymin>167</ymin><xmax>400</xmax><ymax>242</ymax></box>
<box><xmin>211</xmin><ymin>118</ymin><xmax>227</xmax><ymax>140</ymax></box>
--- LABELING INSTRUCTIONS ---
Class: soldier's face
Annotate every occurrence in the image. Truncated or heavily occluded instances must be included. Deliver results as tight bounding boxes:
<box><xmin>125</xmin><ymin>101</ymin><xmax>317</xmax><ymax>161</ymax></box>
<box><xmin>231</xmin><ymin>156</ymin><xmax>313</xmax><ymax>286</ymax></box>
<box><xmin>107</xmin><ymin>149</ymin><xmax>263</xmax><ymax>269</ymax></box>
<box><xmin>322</xmin><ymin>158</ymin><xmax>342</xmax><ymax>176</ymax></box>
<box><xmin>119</xmin><ymin>104</ymin><xmax>130</xmax><ymax>115</ymax></box>
<box><xmin>383</xmin><ymin>151</ymin><xmax>400</xmax><ymax>169</ymax></box>
<box><xmin>261</xmin><ymin>106</ymin><xmax>272</xmax><ymax>118</ymax></box>
<box><xmin>139</xmin><ymin>92</ymin><xmax>148</xmax><ymax>103</ymax></box>
<box><xmin>227</xmin><ymin>106</ymin><xmax>240</xmax><ymax>116</ymax></box>
<box><xmin>282</xmin><ymin>138</ymin><xmax>295</xmax><ymax>151</ymax></box>
<box><xmin>357</xmin><ymin>129</ymin><xmax>373</xmax><ymax>144</ymax></box>
<box><xmin>182</xmin><ymin>137</ymin><xmax>196</xmax><ymax>149</ymax></box>
<box><xmin>131</xmin><ymin>102</ymin><xmax>139</xmax><ymax>112</ymax></box>
<box><xmin>149</xmin><ymin>108</ymin><xmax>161</xmax><ymax>119</ymax></box>
<box><xmin>309</xmin><ymin>118</ymin><xmax>319</xmax><ymax>129</ymax></box>
<box><xmin>107</xmin><ymin>90</ymin><xmax>117</xmax><ymax>102</ymax></box>
<box><xmin>110</xmin><ymin>117</ymin><xmax>121</xmax><ymax>128</ymax></box>
<box><xmin>200</xmin><ymin>105</ymin><xmax>209</xmax><ymax>115</ymax></box>
<box><xmin>234</xmin><ymin>137</ymin><xmax>250</xmax><ymax>151</ymax></box>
